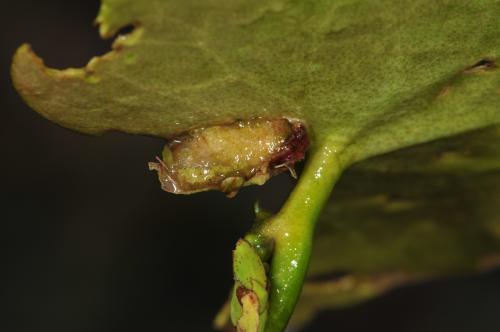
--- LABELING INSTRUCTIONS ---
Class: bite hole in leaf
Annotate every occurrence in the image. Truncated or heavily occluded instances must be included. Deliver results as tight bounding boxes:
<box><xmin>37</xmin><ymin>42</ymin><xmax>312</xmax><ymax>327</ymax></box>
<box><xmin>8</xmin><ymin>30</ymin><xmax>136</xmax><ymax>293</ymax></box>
<box><xmin>110</xmin><ymin>23</ymin><xmax>140</xmax><ymax>51</ymax></box>
<box><xmin>116</xmin><ymin>24</ymin><xmax>135</xmax><ymax>36</ymax></box>
<box><xmin>464</xmin><ymin>58</ymin><xmax>497</xmax><ymax>73</ymax></box>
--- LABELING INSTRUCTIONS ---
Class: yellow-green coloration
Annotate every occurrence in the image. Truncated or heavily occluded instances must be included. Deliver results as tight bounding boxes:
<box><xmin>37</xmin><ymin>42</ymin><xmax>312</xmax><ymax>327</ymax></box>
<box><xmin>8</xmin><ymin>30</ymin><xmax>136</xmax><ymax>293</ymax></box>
<box><xmin>11</xmin><ymin>0</ymin><xmax>500</xmax><ymax>162</ymax></box>
<box><xmin>215</xmin><ymin>125</ymin><xmax>500</xmax><ymax>331</ymax></box>
<box><xmin>148</xmin><ymin>118</ymin><xmax>298</xmax><ymax>196</ymax></box>
<box><xmin>236</xmin><ymin>291</ymin><xmax>261</xmax><ymax>332</ymax></box>
<box><xmin>10</xmin><ymin>0</ymin><xmax>500</xmax><ymax>331</ymax></box>
<box><xmin>231</xmin><ymin>239</ymin><xmax>269</xmax><ymax>332</ymax></box>
<box><xmin>286</xmin><ymin>126</ymin><xmax>500</xmax><ymax>330</ymax></box>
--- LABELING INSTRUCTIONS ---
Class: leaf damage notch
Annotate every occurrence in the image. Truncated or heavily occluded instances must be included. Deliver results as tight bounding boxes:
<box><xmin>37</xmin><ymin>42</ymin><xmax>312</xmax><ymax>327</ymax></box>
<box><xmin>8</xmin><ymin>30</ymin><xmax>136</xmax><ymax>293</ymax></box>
<box><xmin>10</xmin><ymin>17</ymin><xmax>145</xmax><ymax>135</ymax></box>
<box><xmin>148</xmin><ymin>118</ymin><xmax>309</xmax><ymax>197</ymax></box>
<box><xmin>464</xmin><ymin>58</ymin><xmax>497</xmax><ymax>73</ymax></box>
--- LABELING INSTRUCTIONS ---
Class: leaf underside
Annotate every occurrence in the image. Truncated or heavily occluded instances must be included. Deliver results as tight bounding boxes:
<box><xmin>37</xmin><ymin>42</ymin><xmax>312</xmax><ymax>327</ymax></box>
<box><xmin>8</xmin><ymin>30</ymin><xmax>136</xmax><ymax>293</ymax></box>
<box><xmin>11</xmin><ymin>0</ymin><xmax>500</xmax><ymax>164</ymax></box>
<box><xmin>11</xmin><ymin>0</ymin><xmax>500</xmax><ymax>331</ymax></box>
<box><xmin>291</xmin><ymin>126</ymin><xmax>500</xmax><ymax>329</ymax></box>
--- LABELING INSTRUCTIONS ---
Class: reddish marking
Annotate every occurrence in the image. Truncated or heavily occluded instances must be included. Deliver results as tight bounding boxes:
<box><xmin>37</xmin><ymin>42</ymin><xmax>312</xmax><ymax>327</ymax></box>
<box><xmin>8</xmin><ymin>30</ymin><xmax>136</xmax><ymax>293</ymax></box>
<box><xmin>236</xmin><ymin>286</ymin><xmax>251</xmax><ymax>304</ymax></box>
<box><xmin>270</xmin><ymin>123</ymin><xmax>309</xmax><ymax>172</ymax></box>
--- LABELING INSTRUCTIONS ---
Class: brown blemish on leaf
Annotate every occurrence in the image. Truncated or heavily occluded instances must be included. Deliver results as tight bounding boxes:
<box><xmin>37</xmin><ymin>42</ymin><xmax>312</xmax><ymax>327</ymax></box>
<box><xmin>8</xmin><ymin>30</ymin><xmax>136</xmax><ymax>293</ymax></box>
<box><xmin>437</xmin><ymin>85</ymin><xmax>451</xmax><ymax>98</ymax></box>
<box><xmin>236</xmin><ymin>286</ymin><xmax>253</xmax><ymax>305</ymax></box>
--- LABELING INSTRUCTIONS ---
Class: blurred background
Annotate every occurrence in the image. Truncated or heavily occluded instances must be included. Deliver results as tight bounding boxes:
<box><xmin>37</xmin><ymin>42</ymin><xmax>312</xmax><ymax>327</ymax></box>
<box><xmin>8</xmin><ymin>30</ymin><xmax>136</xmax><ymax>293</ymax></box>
<box><xmin>2</xmin><ymin>1</ymin><xmax>500</xmax><ymax>331</ymax></box>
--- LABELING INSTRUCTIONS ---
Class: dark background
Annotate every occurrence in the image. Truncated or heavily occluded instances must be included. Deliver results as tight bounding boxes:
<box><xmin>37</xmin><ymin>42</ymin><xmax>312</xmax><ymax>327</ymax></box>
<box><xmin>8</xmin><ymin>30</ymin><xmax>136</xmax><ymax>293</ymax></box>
<box><xmin>2</xmin><ymin>1</ymin><xmax>500</xmax><ymax>331</ymax></box>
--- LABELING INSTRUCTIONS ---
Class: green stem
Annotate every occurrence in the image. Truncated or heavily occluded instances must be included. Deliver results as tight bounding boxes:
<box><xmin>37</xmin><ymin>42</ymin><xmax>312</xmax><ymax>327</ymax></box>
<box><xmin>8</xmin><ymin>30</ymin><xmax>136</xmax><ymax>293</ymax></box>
<box><xmin>260</xmin><ymin>136</ymin><xmax>345</xmax><ymax>332</ymax></box>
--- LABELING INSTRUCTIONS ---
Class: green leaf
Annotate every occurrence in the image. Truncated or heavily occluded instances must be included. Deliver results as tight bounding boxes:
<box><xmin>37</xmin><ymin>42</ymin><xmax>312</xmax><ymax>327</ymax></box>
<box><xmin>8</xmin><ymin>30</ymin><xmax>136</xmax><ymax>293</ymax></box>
<box><xmin>232</xmin><ymin>239</ymin><xmax>269</xmax><ymax>332</ymax></box>
<box><xmin>11</xmin><ymin>0</ymin><xmax>500</xmax><ymax>162</ymax></box>
<box><xmin>290</xmin><ymin>126</ymin><xmax>500</xmax><ymax>329</ymax></box>
<box><xmin>11</xmin><ymin>1</ymin><xmax>500</xmax><ymax>331</ymax></box>
<box><xmin>233</xmin><ymin>239</ymin><xmax>267</xmax><ymax>295</ymax></box>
